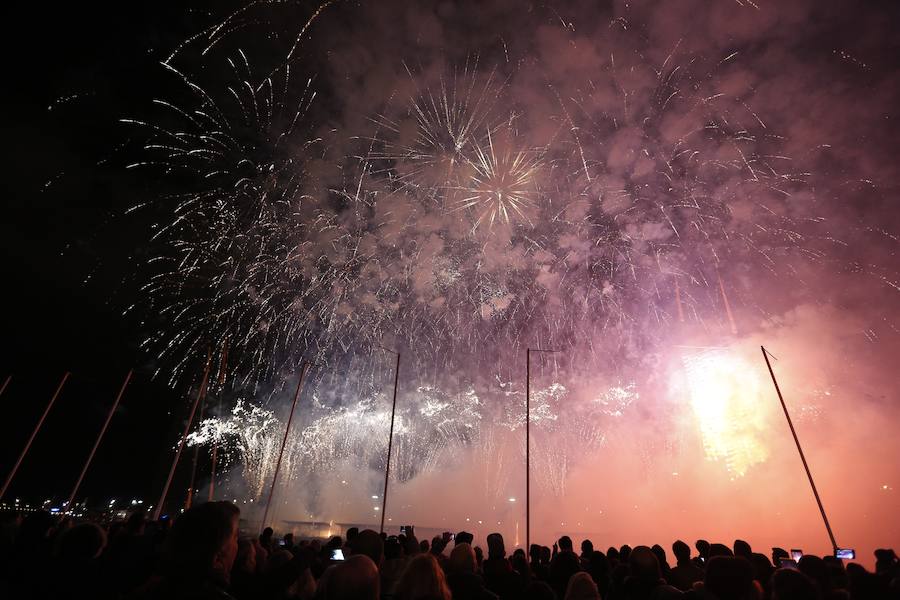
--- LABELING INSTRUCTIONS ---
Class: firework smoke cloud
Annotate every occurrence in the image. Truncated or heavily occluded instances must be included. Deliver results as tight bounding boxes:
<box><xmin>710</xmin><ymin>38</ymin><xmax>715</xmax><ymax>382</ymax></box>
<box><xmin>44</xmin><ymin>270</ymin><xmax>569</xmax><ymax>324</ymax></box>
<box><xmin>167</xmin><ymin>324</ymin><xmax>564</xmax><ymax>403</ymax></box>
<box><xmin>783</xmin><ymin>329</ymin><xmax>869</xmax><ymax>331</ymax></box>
<box><xmin>124</xmin><ymin>0</ymin><xmax>897</xmax><ymax>557</ymax></box>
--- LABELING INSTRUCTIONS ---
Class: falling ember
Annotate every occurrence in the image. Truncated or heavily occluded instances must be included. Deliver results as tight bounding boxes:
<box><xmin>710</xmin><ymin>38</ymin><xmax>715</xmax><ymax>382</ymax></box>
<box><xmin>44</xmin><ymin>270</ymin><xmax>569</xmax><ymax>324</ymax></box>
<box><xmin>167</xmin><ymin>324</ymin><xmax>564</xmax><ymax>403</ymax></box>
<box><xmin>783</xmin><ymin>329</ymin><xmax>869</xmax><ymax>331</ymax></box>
<box><xmin>679</xmin><ymin>348</ymin><xmax>769</xmax><ymax>477</ymax></box>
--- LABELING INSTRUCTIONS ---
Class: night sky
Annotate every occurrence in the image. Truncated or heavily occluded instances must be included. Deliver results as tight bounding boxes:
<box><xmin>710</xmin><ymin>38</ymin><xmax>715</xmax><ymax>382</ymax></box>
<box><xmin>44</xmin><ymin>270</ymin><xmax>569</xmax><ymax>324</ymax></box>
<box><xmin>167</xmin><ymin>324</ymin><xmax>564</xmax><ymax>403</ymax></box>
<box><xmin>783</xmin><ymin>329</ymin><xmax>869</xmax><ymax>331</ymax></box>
<box><xmin>2</xmin><ymin>0</ymin><xmax>898</xmax><ymax>556</ymax></box>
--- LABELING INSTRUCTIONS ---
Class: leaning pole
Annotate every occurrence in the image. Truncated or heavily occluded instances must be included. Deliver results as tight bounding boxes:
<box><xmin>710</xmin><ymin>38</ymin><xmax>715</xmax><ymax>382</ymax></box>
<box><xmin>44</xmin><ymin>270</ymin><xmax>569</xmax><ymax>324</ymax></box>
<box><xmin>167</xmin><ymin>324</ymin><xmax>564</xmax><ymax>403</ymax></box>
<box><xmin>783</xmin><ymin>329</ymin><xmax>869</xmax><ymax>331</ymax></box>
<box><xmin>761</xmin><ymin>345</ymin><xmax>838</xmax><ymax>552</ymax></box>
<box><xmin>66</xmin><ymin>369</ymin><xmax>133</xmax><ymax>511</ymax></box>
<box><xmin>153</xmin><ymin>356</ymin><xmax>212</xmax><ymax>521</ymax></box>
<box><xmin>260</xmin><ymin>361</ymin><xmax>311</xmax><ymax>532</ymax></box>
<box><xmin>380</xmin><ymin>351</ymin><xmax>401</xmax><ymax>534</ymax></box>
<box><xmin>0</xmin><ymin>371</ymin><xmax>70</xmax><ymax>502</ymax></box>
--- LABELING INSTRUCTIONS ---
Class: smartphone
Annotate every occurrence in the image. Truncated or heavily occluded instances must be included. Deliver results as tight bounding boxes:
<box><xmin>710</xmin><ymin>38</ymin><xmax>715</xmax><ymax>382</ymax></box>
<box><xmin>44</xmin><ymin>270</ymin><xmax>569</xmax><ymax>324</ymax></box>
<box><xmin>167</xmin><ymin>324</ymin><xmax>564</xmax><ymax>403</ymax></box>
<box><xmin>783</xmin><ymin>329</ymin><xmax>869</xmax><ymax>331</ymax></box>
<box><xmin>278</xmin><ymin>539</ymin><xmax>286</xmax><ymax>547</ymax></box>
<box><xmin>835</xmin><ymin>548</ymin><xmax>855</xmax><ymax>560</ymax></box>
<box><xmin>331</xmin><ymin>549</ymin><xmax>345</xmax><ymax>561</ymax></box>
<box><xmin>790</xmin><ymin>549</ymin><xmax>803</xmax><ymax>561</ymax></box>
<box><xmin>779</xmin><ymin>558</ymin><xmax>799</xmax><ymax>569</ymax></box>
<box><xmin>400</xmin><ymin>525</ymin><xmax>414</xmax><ymax>536</ymax></box>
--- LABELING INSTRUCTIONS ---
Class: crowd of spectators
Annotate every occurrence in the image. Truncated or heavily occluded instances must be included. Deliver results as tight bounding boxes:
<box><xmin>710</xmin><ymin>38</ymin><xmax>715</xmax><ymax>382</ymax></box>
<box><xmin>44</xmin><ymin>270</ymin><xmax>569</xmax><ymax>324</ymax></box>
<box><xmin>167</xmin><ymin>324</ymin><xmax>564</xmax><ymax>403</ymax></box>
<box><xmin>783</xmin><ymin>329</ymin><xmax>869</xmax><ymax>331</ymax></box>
<box><xmin>0</xmin><ymin>502</ymin><xmax>897</xmax><ymax>599</ymax></box>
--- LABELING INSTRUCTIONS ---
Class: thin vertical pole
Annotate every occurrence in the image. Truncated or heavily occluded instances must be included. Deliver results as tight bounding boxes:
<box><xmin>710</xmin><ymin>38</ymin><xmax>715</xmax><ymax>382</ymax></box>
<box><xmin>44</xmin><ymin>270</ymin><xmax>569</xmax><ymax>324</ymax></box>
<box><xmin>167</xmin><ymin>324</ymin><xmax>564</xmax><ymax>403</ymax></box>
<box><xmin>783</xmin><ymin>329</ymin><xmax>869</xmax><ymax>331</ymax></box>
<box><xmin>380</xmin><ymin>352</ymin><xmax>401</xmax><ymax>534</ymax></box>
<box><xmin>0</xmin><ymin>375</ymin><xmax>11</xmax><ymax>399</ymax></box>
<box><xmin>526</xmin><ymin>348</ymin><xmax>531</xmax><ymax>556</ymax></box>
<box><xmin>761</xmin><ymin>346</ymin><xmax>838</xmax><ymax>552</ymax></box>
<box><xmin>0</xmin><ymin>372</ymin><xmax>70</xmax><ymax>501</ymax></box>
<box><xmin>153</xmin><ymin>356</ymin><xmax>212</xmax><ymax>521</ymax></box>
<box><xmin>261</xmin><ymin>362</ymin><xmax>310</xmax><ymax>532</ymax></box>
<box><xmin>66</xmin><ymin>369</ymin><xmax>133</xmax><ymax>511</ymax></box>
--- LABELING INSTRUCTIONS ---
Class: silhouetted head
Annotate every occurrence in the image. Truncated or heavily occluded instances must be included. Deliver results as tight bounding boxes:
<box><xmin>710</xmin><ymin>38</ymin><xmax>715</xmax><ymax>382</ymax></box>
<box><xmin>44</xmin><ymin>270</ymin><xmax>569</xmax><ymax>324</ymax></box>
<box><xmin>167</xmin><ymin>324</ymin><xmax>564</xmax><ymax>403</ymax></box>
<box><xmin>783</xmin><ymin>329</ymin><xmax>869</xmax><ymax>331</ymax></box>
<box><xmin>530</xmin><ymin>543</ymin><xmax>541</xmax><ymax>561</ymax></box>
<box><xmin>326</xmin><ymin>535</ymin><xmax>343</xmax><ymax>550</ymax></box>
<box><xmin>419</xmin><ymin>539</ymin><xmax>429</xmax><ymax>553</ymax></box>
<box><xmin>565</xmin><ymin>571</ymin><xmax>601</xmax><ymax>599</ymax></box>
<box><xmin>673</xmin><ymin>540</ymin><xmax>691</xmax><ymax>563</ymax></box>
<box><xmin>233</xmin><ymin>538</ymin><xmax>256</xmax><ymax>574</ymax></box>
<box><xmin>798</xmin><ymin>555</ymin><xmax>831</xmax><ymax>592</ymax></box>
<box><xmin>430</xmin><ymin>535</ymin><xmax>446</xmax><ymax>555</ymax></box>
<box><xmin>455</xmin><ymin>531</ymin><xmax>473</xmax><ymax>546</ymax></box>
<box><xmin>651</xmin><ymin>544</ymin><xmax>669</xmax><ymax>568</ymax></box>
<box><xmin>396</xmin><ymin>553</ymin><xmax>451</xmax><ymax>600</ymax></box>
<box><xmin>874</xmin><ymin>548</ymin><xmax>898</xmax><ymax>574</ymax></box>
<box><xmin>56</xmin><ymin>522</ymin><xmax>107</xmax><ymax>560</ymax></box>
<box><xmin>772</xmin><ymin>547</ymin><xmax>789</xmax><ymax>566</ymax></box>
<box><xmin>607</xmin><ymin>547</ymin><xmax>620</xmax><ymax>563</ymax></box>
<box><xmin>629</xmin><ymin>546</ymin><xmax>662</xmax><ymax>583</ymax></box>
<box><xmin>734</xmin><ymin>539</ymin><xmax>752</xmax><ymax>559</ymax></box>
<box><xmin>352</xmin><ymin>529</ymin><xmax>384</xmax><ymax>567</ymax></box>
<box><xmin>704</xmin><ymin>556</ymin><xmax>756</xmax><ymax>600</ymax></box>
<box><xmin>559</xmin><ymin>535</ymin><xmax>574</xmax><ymax>552</ymax></box>
<box><xmin>385</xmin><ymin>536</ymin><xmax>402</xmax><ymax>560</ymax></box>
<box><xmin>511</xmin><ymin>552</ymin><xmax>530</xmax><ymax>579</ymax></box>
<box><xmin>696</xmin><ymin>539</ymin><xmax>710</xmax><ymax>558</ymax></box>
<box><xmin>260</xmin><ymin>527</ymin><xmax>273</xmax><ymax>542</ymax></box>
<box><xmin>588</xmin><ymin>551</ymin><xmax>611</xmax><ymax>578</ymax></box>
<box><xmin>772</xmin><ymin>568</ymin><xmax>818</xmax><ymax>600</ymax></box>
<box><xmin>487</xmin><ymin>533</ymin><xmax>506</xmax><ymax>559</ymax></box>
<box><xmin>709</xmin><ymin>543</ymin><xmax>735</xmax><ymax>558</ymax></box>
<box><xmin>581</xmin><ymin>539</ymin><xmax>594</xmax><ymax>555</ymax></box>
<box><xmin>449</xmin><ymin>542</ymin><xmax>476</xmax><ymax>574</ymax></box>
<box><xmin>165</xmin><ymin>501</ymin><xmax>240</xmax><ymax>581</ymax></box>
<box><xmin>283</xmin><ymin>533</ymin><xmax>293</xmax><ymax>546</ymax></box>
<box><xmin>327</xmin><ymin>554</ymin><xmax>380</xmax><ymax>600</ymax></box>
<box><xmin>346</xmin><ymin>527</ymin><xmax>359</xmax><ymax>544</ymax></box>
<box><xmin>620</xmin><ymin>544</ymin><xmax>632</xmax><ymax>562</ymax></box>
<box><xmin>124</xmin><ymin>511</ymin><xmax>146</xmax><ymax>535</ymax></box>
<box><xmin>524</xmin><ymin>580</ymin><xmax>556</xmax><ymax>600</ymax></box>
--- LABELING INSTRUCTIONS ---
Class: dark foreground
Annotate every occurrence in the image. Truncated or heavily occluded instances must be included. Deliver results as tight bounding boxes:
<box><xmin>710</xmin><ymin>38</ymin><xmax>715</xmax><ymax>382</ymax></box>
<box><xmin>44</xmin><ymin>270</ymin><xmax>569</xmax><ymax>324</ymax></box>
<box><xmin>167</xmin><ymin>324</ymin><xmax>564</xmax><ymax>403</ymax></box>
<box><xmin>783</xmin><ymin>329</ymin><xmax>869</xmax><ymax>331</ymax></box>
<box><xmin>1</xmin><ymin>502</ymin><xmax>897</xmax><ymax>600</ymax></box>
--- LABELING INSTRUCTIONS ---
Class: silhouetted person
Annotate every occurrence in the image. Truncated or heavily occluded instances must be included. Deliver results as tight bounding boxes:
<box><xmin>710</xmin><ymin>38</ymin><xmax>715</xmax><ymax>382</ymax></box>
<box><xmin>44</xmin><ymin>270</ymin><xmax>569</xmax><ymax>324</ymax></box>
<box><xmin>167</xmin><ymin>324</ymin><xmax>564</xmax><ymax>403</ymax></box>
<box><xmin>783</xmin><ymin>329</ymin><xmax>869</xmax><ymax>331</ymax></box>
<box><xmin>483</xmin><ymin>533</ymin><xmax>523</xmax><ymax>600</ymax></box>
<box><xmin>382</xmin><ymin>535</ymin><xmax>406</xmax><ymax>595</ymax></box>
<box><xmin>670</xmin><ymin>540</ymin><xmax>703</xmax><ymax>591</ymax></box>
<box><xmin>260</xmin><ymin>527</ymin><xmax>274</xmax><ymax>554</ymax></box>
<box><xmin>771</xmin><ymin>567</ymin><xmax>820</xmax><ymax>600</ymax></box>
<box><xmin>580</xmin><ymin>540</ymin><xmax>594</xmax><ymax>570</ymax></box>
<box><xmin>733</xmin><ymin>540</ymin><xmax>752</xmax><ymax>560</ymax></box>
<box><xmin>621</xmin><ymin>545</ymin><xmax>681</xmax><ymax>600</ymax></box>
<box><xmin>352</xmin><ymin>529</ymin><xmax>384</xmax><ymax>569</ymax></box>
<box><xmin>456</xmin><ymin>531</ymin><xmax>474</xmax><ymax>546</ymax></box>
<box><xmin>133</xmin><ymin>501</ymin><xmax>240</xmax><ymax>600</ymax></box>
<box><xmin>524</xmin><ymin>580</ymin><xmax>558</xmax><ymax>600</ymax></box>
<box><xmin>48</xmin><ymin>522</ymin><xmax>111</xmax><ymax>600</ymax></box>
<box><xmin>694</xmin><ymin>540</ymin><xmax>710</xmax><ymax>569</ymax></box>
<box><xmin>607</xmin><ymin>547</ymin><xmax>621</xmax><ymax>566</ymax></box>
<box><xmin>550</xmin><ymin>536</ymin><xmax>582</xmax><ymax>599</ymax></box>
<box><xmin>320</xmin><ymin>554</ymin><xmax>379</xmax><ymax>600</ymax></box>
<box><xmin>652</xmin><ymin>544</ymin><xmax>672</xmax><ymax>580</ymax></box>
<box><xmin>565</xmin><ymin>572</ymin><xmax>601</xmax><ymax>600</ymax></box>
<box><xmin>512</xmin><ymin>550</ymin><xmax>531</xmax><ymax>584</ymax></box>
<box><xmin>701</xmin><ymin>556</ymin><xmax>758</xmax><ymax>600</ymax></box>
<box><xmin>447</xmin><ymin>542</ymin><xmax>498</xmax><ymax>600</ymax></box>
<box><xmin>395</xmin><ymin>553</ymin><xmax>451</xmax><ymax>600</ymax></box>
<box><xmin>772</xmin><ymin>548</ymin><xmax>789</xmax><ymax>568</ymax></box>
<box><xmin>709</xmin><ymin>543</ymin><xmax>734</xmax><ymax>559</ymax></box>
<box><xmin>531</xmin><ymin>544</ymin><xmax>550</xmax><ymax>581</ymax></box>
